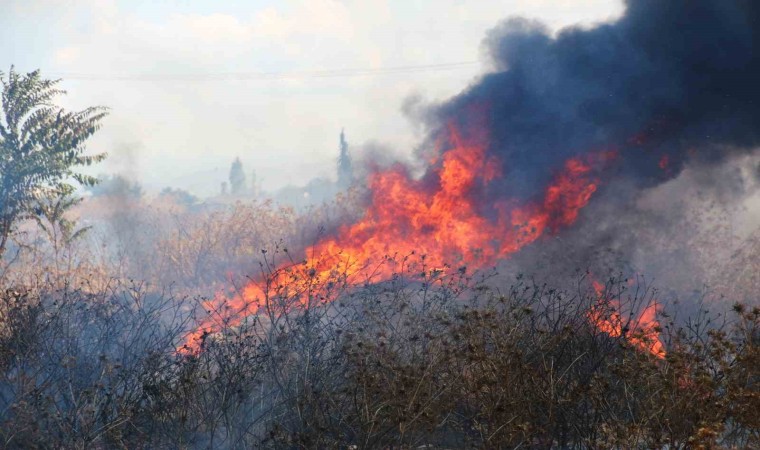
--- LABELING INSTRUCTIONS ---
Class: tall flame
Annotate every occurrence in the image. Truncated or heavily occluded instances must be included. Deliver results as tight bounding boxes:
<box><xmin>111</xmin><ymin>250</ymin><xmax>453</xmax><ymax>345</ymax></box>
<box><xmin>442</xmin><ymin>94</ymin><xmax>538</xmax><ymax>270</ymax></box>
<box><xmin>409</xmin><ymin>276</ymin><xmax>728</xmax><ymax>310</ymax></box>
<box><xmin>183</xmin><ymin>124</ymin><xmax>617</xmax><ymax>352</ymax></box>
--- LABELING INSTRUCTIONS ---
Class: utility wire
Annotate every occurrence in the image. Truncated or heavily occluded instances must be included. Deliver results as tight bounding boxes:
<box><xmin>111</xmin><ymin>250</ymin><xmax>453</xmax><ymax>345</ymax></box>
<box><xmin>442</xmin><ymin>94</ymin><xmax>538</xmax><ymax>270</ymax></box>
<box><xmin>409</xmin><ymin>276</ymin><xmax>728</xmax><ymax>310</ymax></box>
<box><xmin>49</xmin><ymin>61</ymin><xmax>480</xmax><ymax>81</ymax></box>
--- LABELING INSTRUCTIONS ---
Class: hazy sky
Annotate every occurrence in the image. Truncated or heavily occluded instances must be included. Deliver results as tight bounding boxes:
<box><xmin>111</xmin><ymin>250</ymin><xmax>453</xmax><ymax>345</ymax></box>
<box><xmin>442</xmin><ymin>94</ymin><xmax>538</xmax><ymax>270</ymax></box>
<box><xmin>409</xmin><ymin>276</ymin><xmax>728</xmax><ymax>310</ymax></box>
<box><xmin>1</xmin><ymin>0</ymin><xmax>624</xmax><ymax>195</ymax></box>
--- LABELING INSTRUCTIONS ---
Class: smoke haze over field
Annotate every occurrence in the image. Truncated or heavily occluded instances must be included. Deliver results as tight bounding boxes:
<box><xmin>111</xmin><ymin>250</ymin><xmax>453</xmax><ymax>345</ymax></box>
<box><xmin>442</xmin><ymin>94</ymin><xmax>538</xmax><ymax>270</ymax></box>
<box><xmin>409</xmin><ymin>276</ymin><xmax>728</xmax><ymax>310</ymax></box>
<box><xmin>164</xmin><ymin>0</ymin><xmax>760</xmax><ymax>347</ymax></box>
<box><xmin>2</xmin><ymin>0</ymin><xmax>758</xmax><ymax>302</ymax></box>
<box><xmin>3</xmin><ymin>2</ymin><xmax>760</xmax><ymax>447</ymax></box>
<box><xmin>0</xmin><ymin>0</ymin><xmax>624</xmax><ymax>195</ymax></box>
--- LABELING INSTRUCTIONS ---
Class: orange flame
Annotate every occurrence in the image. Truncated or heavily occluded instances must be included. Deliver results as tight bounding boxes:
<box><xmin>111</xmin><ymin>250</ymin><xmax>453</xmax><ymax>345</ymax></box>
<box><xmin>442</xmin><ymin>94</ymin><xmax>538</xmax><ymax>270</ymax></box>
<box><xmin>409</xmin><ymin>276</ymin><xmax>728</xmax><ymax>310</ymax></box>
<box><xmin>182</xmin><ymin>124</ymin><xmax>617</xmax><ymax>352</ymax></box>
<box><xmin>588</xmin><ymin>280</ymin><xmax>665</xmax><ymax>358</ymax></box>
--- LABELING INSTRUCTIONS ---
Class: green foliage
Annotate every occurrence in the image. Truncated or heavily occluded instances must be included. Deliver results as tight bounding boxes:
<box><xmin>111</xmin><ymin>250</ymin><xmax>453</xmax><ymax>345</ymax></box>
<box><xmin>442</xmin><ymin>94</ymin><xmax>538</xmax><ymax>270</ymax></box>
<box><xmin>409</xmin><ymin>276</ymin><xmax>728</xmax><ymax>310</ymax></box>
<box><xmin>0</xmin><ymin>67</ymin><xmax>107</xmax><ymax>258</ymax></box>
<box><xmin>32</xmin><ymin>190</ymin><xmax>90</xmax><ymax>249</ymax></box>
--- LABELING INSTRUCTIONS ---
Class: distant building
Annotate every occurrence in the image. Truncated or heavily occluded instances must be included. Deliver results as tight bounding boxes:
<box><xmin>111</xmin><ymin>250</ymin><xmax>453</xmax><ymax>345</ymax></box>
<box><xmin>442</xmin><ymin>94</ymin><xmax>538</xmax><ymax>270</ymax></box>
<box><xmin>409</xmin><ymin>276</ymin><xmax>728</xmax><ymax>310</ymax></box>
<box><xmin>337</xmin><ymin>128</ymin><xmax>353</xmax><ymax>188</ymax></box>
<box><xmin>229</xmin><ymin>157</ymin><xmax>246</xmax><ymax>195</ymax></box>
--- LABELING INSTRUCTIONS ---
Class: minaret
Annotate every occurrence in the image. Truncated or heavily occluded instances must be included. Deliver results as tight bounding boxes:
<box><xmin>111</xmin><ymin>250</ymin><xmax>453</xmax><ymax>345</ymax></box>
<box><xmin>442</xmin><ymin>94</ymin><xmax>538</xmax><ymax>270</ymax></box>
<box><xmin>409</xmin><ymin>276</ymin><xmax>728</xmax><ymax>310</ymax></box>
<box><xmin>337</xmin><ymin>128</ymin><xmax>353</xmax><ymax>188</ymax></box>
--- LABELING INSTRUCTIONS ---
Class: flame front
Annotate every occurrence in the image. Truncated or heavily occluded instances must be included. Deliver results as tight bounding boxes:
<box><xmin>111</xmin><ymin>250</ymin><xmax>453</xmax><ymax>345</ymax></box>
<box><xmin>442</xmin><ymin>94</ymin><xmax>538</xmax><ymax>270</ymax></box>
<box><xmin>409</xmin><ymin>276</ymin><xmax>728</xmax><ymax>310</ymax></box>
<box><xmin>183</xmin><ymin>124</ymin><xmax>617</xmax><ymax>352</ymax></box>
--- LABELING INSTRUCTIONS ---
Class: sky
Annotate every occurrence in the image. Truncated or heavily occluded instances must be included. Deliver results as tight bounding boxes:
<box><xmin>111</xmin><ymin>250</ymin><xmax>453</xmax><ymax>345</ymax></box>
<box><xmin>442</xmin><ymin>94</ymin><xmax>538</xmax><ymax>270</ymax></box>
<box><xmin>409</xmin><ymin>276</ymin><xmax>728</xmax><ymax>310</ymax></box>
<box><xmin>1</xmin><ymin>0</ymin><xmax>624</xmax><ymax>195</ymax></box>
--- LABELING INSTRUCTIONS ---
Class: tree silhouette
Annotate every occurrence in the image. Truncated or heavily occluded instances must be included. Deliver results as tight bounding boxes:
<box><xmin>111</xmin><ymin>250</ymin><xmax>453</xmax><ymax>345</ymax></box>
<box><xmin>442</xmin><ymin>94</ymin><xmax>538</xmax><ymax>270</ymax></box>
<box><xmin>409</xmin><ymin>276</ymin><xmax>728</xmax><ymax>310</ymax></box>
<box><xmin>0</xmin><ymin>67</ymin><xmax>107</xmax><ymax>259</ymax></box>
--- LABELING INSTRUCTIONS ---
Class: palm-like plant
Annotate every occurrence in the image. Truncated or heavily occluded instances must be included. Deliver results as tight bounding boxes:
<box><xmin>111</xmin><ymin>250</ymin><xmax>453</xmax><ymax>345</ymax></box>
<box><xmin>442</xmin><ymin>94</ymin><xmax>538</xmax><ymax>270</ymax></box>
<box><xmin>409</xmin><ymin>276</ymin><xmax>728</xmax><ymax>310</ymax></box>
<box><xmin>0</xmin><ymin>66</ymin><xmax>107</xmax><ymax>259</ymax></box>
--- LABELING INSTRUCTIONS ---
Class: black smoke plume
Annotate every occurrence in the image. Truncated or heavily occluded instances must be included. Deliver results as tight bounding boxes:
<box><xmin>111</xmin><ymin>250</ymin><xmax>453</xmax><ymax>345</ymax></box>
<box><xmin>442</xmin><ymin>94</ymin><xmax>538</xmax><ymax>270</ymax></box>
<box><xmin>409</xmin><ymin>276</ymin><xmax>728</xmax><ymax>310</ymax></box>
<box><xmin>429</xmin><ymin>0</ymin><xmax>759</xmax><ymax>200</ymax></box>
<box><xmin>404</xmin><ymin>0</ymin><xmax>760</xmax><ymax>304</ymax></box>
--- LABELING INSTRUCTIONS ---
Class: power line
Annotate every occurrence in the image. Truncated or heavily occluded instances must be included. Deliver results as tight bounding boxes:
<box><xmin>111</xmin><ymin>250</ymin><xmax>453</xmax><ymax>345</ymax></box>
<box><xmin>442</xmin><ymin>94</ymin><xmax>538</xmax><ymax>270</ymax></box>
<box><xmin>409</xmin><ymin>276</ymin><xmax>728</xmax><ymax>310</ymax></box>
<box><xmin>49</xmin><ymin>61</ymin><xmax>480</xmax><ymax>82</ymax></box>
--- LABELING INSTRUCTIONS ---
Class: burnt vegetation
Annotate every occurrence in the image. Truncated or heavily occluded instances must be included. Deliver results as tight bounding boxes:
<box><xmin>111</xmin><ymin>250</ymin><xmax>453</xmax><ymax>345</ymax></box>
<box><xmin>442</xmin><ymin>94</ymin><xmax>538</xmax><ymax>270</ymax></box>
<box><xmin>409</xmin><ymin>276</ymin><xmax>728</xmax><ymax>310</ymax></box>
<box><xmin>0</xmin><ymin>123</ymin><xmax>757</xmax><ymax>447</ymax></box>
<box><xmin>0</xmin><ymin>252</ymin><xmax>758</xmax><ymax>449</ymax></box>
<box><xmin>0</xmin><ymin>179</ymin><xmax>757</xmax><ymax>448</ymax></box>
<box><xmin>2</xmin><ymin>0</ymin><xmax>760</xmax><ymax>448</ymax></box>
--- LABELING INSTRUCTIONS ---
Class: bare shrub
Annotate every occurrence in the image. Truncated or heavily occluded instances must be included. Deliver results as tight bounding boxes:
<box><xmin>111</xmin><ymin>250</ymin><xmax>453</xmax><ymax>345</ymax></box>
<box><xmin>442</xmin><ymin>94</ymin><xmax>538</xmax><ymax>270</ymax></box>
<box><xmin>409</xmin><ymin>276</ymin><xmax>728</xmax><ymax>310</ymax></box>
<box><xmin>0</xmin><ymin>245</ymin><xmax>757</xmax><ymax>449</ymax></box>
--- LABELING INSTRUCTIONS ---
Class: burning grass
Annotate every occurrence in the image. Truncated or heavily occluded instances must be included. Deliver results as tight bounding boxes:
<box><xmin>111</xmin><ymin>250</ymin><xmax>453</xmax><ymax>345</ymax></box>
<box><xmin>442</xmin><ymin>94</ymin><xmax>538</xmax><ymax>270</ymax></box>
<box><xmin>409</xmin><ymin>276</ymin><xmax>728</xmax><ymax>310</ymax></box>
<box><xmin>184</xmin><ymin>125</ymin><xmax>619</xmax><ymax>353</ymax></box>
<box><xmin>0</xmin><ymin>115</ymin><xmax>755</xmax><ymax>449</ymax></box>
<box><xmin>0</xmin><ymin>264</ymin><xmax>757</xmax><ymax>449</ymax></box>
